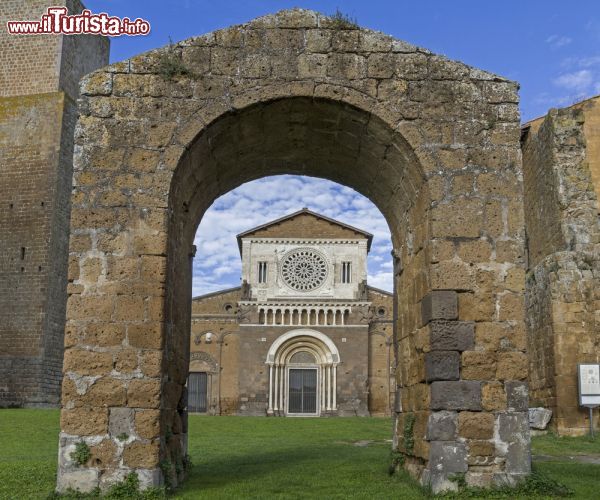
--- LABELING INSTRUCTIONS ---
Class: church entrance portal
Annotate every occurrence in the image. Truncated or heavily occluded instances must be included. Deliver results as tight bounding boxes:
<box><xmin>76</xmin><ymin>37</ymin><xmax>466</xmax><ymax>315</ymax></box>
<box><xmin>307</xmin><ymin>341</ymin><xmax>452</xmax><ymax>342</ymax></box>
<box><xmin>288</xmin><ymin>368</ymin><xmax>318</xmax><ymax>415</ymax></box>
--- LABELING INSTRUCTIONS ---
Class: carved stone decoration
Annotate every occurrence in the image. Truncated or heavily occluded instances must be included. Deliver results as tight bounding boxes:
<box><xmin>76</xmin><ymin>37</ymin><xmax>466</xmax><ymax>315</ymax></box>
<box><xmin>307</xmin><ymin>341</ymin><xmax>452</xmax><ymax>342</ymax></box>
<box><xmin>190</xmin><ymin>351</ymin><xmax>218</xmax><ymax>373</ymax></box>
<box><xmin>358</xmin><ymin>279</ymin><xmax>368</xmax><ymax>300</ymax></box>
<box><xmin>240</xmin><ymin>279</ymin><xmax>251</xmax><ymax>300</ymax></box>
<box><xmin>236</xmin><ymin>304</ymin><xmax>253</xmax><ymax>324</ymax></box>
<box><xmin>358</xmin><ymin>304</ymin><xmax>373</xmax><ymax>324</ymax></box>
<box><xmin>280</xmin><ymin>248</ymin><xmax>328</xmax><ymax>292</ymax></box>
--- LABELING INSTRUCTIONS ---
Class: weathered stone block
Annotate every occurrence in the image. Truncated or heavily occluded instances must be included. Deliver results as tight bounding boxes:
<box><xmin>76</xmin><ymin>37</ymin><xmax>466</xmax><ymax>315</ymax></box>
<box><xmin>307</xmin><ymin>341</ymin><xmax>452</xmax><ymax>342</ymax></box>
<box><xmin>114</xmin><ymin>349</ymin><xmax>138</xmax><ymax>374</ymax></box>
<box><xmin>425</xmin><ymin>351</ymin><xmax>460</xmax><ymax>381</ymax></box>
<box><xmin>140</xmin><ymin>350</ymin><xmax>163</xmax><ymax>377</ymax></box>
<box><xmin>431</xmin><ymin>200</ymin><xmax>484</xmax><ymax>238</ymax></box>
<box><xmin>426</xmin><ymin>411</ymin><xmax>457</xmax><ymax>441</ymax></box>
<box><xmin>61</xmin><ymin>408</ymin><xmax>109</xmax><ymax>436</ymax></box>
<box><xmin>482</xmin><ymin>382</ymin><xmax>507</xmax><ymax>411</ymax></box>
<box><xmin>461</xmin><ymin>351</ymin><xmax>497</xmax><ymax>380</ymax></box>
<box><xmin>428</xmin><ymin>441</ymin><xmax>468</xmax><ymax>473</ymax></box>
<box><xmin>135</xmin><ymin>409</ymin><xmax>161</xmax><ymax>439</ymax></box>
<box><xmin>506</xmin><ymin>381</ymin><xmax>529</xmax><ymax>412</ymax></box>
<box><xmin>127</xmin><ymin>379</ymin><xmax>161</xmax><ymax>408</ymax></box>
<box><xmin>528</xmin><ymin>408</ymin><xmax>552</xmax><ymax>430</ymax></box>
<box><xmin>429</xmin><ymin>321</ymin><xmax>474</xmax><ymax>351</ymax></box>
<box><xmin>465</xmin><ymin>471</ymin><xmax>493</xmax><ymax>489</ymax></box>
<box><xmin>56</xmin><ymin>469</ymin><xmax>100</xmax><ymax>493</ymax></box>
<box><xmin>468</xmin><ymin>440</ymin><xmax>494</xmax><ymax>457</ymax></box>
<box><xmin>498</xmin><ymin>413</ymin><xmax>531</xmax><ymax>474</ymax></box>
<box><xmin>421</xmin><ymin>291</ymin><xmax>458</xmax><ymax>325</ymax></box>
<box><xmin>496</xmin><ymin>352</ymin><xmax>528</xmax><ymax>380</ymax></box>
<box><xmin>89</xmin><ymin>439</ymin><xmax>118</xmax><ymax>468</ymax></box>
<box><xmin>109</xmin><ymin>408</ymin><xmax>135</xmax><ymax>438</ymax></box>
<box><xmin>83</xmin><ymin>377</ymin><xmax>127</xmax><ymax>407</ymax></box>
<box><xmin>458</xmin><ymin>411</ymin><xmax>494</xmax><ymax>439</ymax></box>
<box><xmin>63</xmin><ymin>349</ymin><xmax>113</xmax><ymax>376</ymax></box>
<box><xmin>123</xmin><ymin>441</ymin><xmax>160</xmax><ymax>468</ymax></box>
<box><xmin>127</xmin><ymin>323</ymin><xmax>163</xmax><ymax>349</ymax></box>
<box><xmin>430</xmin><ymin>381</ymin><xmax>482</xmax><ymax>410</ymax></box>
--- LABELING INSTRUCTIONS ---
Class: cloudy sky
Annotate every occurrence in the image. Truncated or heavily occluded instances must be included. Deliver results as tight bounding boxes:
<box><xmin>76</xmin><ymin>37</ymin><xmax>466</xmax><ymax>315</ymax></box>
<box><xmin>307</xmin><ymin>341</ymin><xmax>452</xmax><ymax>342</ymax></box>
<box><xmin>192</xmin><ymin>176</ymin><xmax>393</xmax><ymax>296</ymax></box>
<box><xmin>84</xmin><ymin>0</ymin><xmax>600</xmax><ymax>295</ymax></box>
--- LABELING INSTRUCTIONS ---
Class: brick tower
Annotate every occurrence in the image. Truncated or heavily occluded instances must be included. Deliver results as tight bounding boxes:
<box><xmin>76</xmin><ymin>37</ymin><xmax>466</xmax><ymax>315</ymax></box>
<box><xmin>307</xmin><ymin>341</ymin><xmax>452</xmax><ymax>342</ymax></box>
<box><xmin>0</xmin><ymin>0</ymin><xmax>109</xmax><ymax>406</ymax></box>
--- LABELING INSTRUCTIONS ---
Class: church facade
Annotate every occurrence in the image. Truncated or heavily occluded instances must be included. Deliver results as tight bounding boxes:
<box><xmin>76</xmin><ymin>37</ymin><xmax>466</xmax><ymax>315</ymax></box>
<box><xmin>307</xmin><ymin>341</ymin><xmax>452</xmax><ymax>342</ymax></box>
<box><xmin>188</xmin><ymin>209</ymin><xmax>394</xmax><ymax>416</ymax></box>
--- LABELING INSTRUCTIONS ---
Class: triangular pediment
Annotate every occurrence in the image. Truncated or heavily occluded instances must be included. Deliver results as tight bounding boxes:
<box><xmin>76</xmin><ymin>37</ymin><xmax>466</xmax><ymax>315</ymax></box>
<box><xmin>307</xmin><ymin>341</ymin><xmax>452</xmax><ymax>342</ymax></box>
<box><xmin>236</xmin><ymin>208</ymin><xmax>372</xmax><ymax>252</ymax></box>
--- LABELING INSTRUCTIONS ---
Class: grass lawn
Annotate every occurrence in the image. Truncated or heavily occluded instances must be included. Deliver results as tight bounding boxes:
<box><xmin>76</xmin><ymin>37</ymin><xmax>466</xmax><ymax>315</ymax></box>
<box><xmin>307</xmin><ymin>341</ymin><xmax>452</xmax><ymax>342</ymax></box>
<box><xmin>0</xmin><ymin>409</ymin><xmax>598</xmax><ymax>499</ymax></box>
<box><xmin>531</xmin><ymin>432</ymin><xmax>600</xmax><ymax>457</ymax></box>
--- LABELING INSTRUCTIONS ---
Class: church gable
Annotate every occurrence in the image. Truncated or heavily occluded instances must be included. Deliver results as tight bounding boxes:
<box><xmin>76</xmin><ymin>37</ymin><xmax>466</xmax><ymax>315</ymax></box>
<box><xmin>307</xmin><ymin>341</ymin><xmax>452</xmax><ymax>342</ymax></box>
<box><xmin>237</xmin><ymin>209</ymin><xmax>372</xmax><ymax>248</ymax></box>
<box><xmin>192</xmin><ymin>287</ymin><xmax>241</xmax><ymax>315</ymax></box>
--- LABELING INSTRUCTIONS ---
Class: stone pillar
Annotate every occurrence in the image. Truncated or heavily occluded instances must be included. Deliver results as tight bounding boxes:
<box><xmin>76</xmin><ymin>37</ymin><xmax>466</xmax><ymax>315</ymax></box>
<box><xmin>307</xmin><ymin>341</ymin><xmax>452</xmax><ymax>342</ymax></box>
<box><xmin>420</xmin><ymin>291</ymin><xmax>530</xmax><ymax>491</ymax></box>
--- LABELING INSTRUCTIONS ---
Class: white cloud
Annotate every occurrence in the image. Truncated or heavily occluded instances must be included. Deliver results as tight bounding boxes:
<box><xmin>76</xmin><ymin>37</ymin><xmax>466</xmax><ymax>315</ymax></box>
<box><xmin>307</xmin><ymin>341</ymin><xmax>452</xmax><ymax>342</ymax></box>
<box><xmin>561</xmin><ymin>55</ymin><xmax>600</xmax><ymax>69</ymax></box>
<box><xmin>192</xmin><ymin>175</ymin><xmax>393</xmax><ymax>296</ymax></box>
<box><xmin>553</xmin><ymin>69</ymin><xmax>594</xmax><ymax>91</ymax></box>
<box><xmin>546</xmin><ymin>34</ymin><xmax>572</xmax><ymax>48</ymax></box>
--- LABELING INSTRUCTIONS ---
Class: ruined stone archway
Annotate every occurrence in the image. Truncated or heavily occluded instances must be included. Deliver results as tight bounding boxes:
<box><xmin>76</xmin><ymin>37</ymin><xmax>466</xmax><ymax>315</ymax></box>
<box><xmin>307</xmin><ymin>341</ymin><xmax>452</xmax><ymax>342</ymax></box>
<box><xmin>58</xmin><ymin>9</ymin><xmax>529</xmax><ymax>493</ymax></box>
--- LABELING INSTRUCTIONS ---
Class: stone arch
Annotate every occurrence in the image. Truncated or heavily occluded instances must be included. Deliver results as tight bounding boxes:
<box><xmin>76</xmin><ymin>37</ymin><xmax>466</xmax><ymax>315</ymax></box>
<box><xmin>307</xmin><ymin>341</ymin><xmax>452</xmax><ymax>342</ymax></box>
<box><xmin>266</xmin><ymin>328</ymin><xmax>340</xmax><ymax>365</ymax></box>
<box><xmin>265</xmin><ymin>329</ymin><xmax>340</xmax><ymax>416</ymax></box>
<box><xmin>59</xmin><ymin>9</ymin><xmax>529</xmax><ymax>494</ymax></box>
<box><xmin>189</xmin><ymin>351</ymin><xmax>218</xmax><ymax>373</ymax></box>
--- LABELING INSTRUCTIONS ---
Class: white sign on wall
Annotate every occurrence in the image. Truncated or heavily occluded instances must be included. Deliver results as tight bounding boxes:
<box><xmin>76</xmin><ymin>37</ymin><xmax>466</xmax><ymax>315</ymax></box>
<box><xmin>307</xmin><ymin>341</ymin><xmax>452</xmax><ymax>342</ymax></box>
<box><xmin>578</xmin><ymin>364</ymin><xmax>600</xmax><ymax>406</ymax></box>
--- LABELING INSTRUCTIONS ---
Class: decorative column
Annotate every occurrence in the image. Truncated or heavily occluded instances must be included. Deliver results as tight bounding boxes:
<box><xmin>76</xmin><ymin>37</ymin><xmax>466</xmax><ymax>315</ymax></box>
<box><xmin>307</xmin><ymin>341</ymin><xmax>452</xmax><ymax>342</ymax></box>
<box><xmin>319</xmin><ymin>365</ymin><xmax>325</xmax><ymax>410</ymax></box>
<box><xmin>332</xmin><ymin>364</ymin><xmax>337</xmax><ymax>410</ymax></box>
<box><xmin>273</xmin><ymin>364</ymin><xmax>279</xmax><ymax>412</ymax></box>
<box><xmin>279</xmin><ymin>365</ymin><xmax>286</xmax><ymax>415</ymax></box>
<box><xmin>327</xmin><ymin>365</ymin><xmax>332</xmax><ymax>410</ymax></box>
<box><xmin>267</xmin><ymin>365</ymin><xmax>273</xmax><ymax>414</ymax></box>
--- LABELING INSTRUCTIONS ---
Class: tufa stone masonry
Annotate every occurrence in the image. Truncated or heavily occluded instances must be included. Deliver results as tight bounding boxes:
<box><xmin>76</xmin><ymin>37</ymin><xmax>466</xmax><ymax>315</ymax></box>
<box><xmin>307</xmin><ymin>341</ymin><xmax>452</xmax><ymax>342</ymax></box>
<box><xmin>522</xmin><ymin>97</ymin><xmax>600</xmax><ymax>436</ymax></box>
<box><xmin>54</xmin><ymin>9</ymin><xmax>531</xmax><ymax>492</ymax></box>
<box><xmin>0</xmin><ymin>3</ymin><xmax>597</xmax><ymax>494</ymax></box>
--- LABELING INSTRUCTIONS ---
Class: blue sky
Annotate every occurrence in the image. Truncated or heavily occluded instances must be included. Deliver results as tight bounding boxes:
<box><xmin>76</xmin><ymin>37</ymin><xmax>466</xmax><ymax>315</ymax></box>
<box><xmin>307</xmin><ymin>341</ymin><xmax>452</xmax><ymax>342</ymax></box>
<box><xmin>84</xmin><ymin>1</ymin><xmax>600</xmax><ymax>295</ymax></box>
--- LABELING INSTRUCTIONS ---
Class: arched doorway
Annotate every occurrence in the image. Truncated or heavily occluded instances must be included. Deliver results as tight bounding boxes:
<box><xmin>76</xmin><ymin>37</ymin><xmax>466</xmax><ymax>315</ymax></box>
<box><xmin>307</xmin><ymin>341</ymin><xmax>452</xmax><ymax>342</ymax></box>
<box><xmin>266</xmin><ymin>328</ymin><xmax>340</xmax><ymax>416</ymax></box>
<box><xmin>58</xmin><ymin>9</ymin><xmax>529</xmax><ymax>494</ymax></box>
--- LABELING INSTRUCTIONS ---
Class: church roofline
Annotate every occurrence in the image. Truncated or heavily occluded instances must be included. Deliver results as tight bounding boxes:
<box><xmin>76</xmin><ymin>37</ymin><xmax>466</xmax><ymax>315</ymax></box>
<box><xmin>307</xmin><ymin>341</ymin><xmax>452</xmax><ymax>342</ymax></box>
<box><xmin>367</xmin><ymin>285</ymin><xmax>393</xmax><ymax>296</ymax></box>
<box><xmin>236</xmin><ymin>208</ymin><xmax>373</xmax><ymax>254</ymax></box>
<box><xmin>192</xmin><ymin>286</ymin><xmax>241</xmax><ymax>301</ymax></box>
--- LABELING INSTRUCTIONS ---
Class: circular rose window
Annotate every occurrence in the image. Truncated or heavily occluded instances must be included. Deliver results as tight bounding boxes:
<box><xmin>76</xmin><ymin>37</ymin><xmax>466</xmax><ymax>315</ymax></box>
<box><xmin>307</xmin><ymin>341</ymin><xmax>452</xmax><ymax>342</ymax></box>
<box><xmin>281</xmin><ymin>248</ymin><xmax>328</xmax><ymax>292</ymax></box>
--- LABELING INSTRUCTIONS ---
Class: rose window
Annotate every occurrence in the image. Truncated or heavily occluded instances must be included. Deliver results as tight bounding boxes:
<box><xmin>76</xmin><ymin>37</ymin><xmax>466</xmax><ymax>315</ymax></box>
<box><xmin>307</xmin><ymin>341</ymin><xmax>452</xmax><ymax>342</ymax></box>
<box><xmin>281</xmin><ymin>248</ymin><xmax>328</xmax><ymax>291</ymax></box>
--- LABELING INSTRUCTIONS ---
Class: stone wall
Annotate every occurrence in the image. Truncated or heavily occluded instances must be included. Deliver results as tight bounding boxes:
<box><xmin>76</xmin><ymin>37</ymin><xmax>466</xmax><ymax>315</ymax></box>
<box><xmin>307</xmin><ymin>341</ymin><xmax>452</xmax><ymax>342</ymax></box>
<box><xmin>522</xmin><ymin>105</ymin><xmax>600</xmax><ymax>435</ymax></box>
<box><xmin>191</xmin><ymin>288</ymin><xmax>241</xmax><ymax>415</ymax></box>
<box><xmin>0</xmin><ymin>0</ymin><xmax>108</xmax><ymax>407</ymax></box>
<box><xmin>367</xmin><ymin>288</ymin><xmax>394</xmax><ymax>415</ymax></box>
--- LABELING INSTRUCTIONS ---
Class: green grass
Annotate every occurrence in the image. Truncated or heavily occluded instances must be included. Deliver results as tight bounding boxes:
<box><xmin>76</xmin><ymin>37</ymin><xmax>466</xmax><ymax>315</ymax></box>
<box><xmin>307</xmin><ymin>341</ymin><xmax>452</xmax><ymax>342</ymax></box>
<box><xmin>531</xmin><ymin>432</ymin><xmax>600</xmax><ymax>456</ymax></box>
<box><xmin>0</xmin><ymin>409</ymin><xmax>598</xmax><ymax>499</ymax></box>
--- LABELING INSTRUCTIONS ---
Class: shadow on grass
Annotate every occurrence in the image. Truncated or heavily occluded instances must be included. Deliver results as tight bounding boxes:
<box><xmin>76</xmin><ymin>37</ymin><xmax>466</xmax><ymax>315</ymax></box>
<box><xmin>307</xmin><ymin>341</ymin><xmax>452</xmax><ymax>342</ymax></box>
<box><xmin>179</xmin><ymin>441</ymin><xmax>407</xmax><ymax>497</ymax></box>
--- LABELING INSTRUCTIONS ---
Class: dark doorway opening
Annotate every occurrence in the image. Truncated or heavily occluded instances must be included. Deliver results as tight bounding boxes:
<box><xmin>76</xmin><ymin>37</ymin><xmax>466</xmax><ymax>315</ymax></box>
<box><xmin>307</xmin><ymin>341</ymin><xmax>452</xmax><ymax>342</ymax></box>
<box><xmin>288</xmin><ymin>368</ymin><xmax>317</xmax><ymax>415</ymax></box>
<box><xmin>188</xmin><ymin>372</ymin><xmax>208</xmax><ymax>413</ymax></box>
